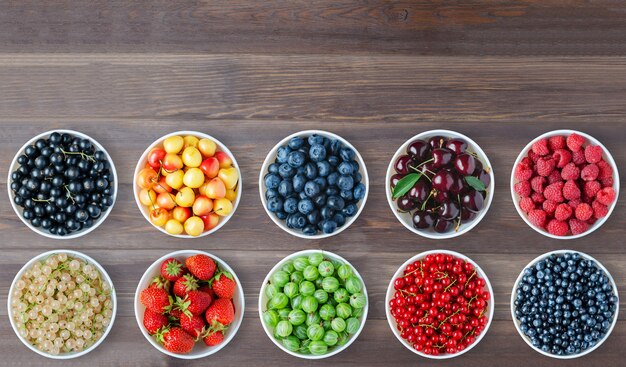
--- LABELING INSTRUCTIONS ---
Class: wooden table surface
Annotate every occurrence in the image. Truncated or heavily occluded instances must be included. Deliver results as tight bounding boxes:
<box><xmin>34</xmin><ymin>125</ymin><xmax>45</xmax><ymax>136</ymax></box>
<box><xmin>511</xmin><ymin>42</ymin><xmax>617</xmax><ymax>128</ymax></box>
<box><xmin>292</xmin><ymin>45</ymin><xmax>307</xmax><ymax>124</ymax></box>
<box><xmin>1</xmin><ymin>1</ymin><xmax>625</xmax><ymax>366</ymax></box>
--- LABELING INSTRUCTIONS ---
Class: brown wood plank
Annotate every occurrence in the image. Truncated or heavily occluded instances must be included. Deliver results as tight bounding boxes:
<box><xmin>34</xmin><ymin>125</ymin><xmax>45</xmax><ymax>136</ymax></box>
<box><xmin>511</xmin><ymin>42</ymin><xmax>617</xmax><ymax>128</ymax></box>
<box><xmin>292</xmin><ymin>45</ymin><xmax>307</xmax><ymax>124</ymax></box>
<box><xmin>2</xmin><ymin>1</ymin><xmax>626</xmax><ymax>55</ymax></box>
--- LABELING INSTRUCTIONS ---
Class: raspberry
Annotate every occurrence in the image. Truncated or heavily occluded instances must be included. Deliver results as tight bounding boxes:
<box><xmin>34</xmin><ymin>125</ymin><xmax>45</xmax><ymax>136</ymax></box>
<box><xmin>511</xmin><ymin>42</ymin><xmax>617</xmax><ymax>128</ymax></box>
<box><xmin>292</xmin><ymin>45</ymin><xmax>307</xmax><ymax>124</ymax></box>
<box><xmin>583</xmin><ymin>180</ymin><xmax>601</xmax><ymax>198</ymax></box>
<box><xmin>546</xmin><ymin>219</ymin><xmax>569</xmax><ymax>236</ymax></box>
<box><xmin>575</xmin><ymin>203</ymin><xmax>593</xmax><ymax>221</ymax></box>
<box><xmin>592</xmin><ymin>200</ymin><xmax>609</xmax><ymax>218</ymax></box>
<box><xmin>596</xmin><ymin>160</ymin><xmax>613</xmax><ymax>179</ymax></box>
<box><xmin>514</xmin><ymin>163</ymin><xmax>533</xmax><ymax>181</ymax></box>
<box><xmin>596</xmin><ymin>187</ymin><xmax>616</xmax><ymax>205</ymax></box>
<box><xmin>600</xmin><ymin>177</ymin><xmax>614</xmax><ymax>188</ymax></box>
<box><xmin>531</xmin><ymin>139</ymin><xmax>550</xmax><ymax>156</ymax></box>
<box><xmin>547</xmin><ymin>170</ymin><xmax>562</xmax><ymax>184</ymax></box>
<box><xmin>519</xmin><ymin>197</ymin><xmax>535</xmax><ymax>212</ymax></box>
<box><xmin>514</xmin><ymin>180</ymin><xmax>532</xmax><ymax>197</ymax></box>
<box><xmin>580</xmin><ymin>164</ymin><xmax>599</xmax><ymax>181</ymax></box>
<box><xmin>527</xmin><ymin>209</ymin><xmax>547</xmax><ymax>228</ymax></box>
<box><xmin>536</xmin><ymin>157</ymin><xmax>556</xmax><ymax>177</ymax></box>
<box><xmin>560</xmin><ymin>163</ymin><xmax>580</xmax><ymax>180</ymax></box>
<box><xmin>562</xmin><ymin>180</ymin><xmax>581</xmax><ymax>200</ymax></box>
<box><xmin>568</xmin><ymin>199</ymin><xmax>581</xmax><ymax>209</ymax></box>
<box><xmin>552</xmin><ymin>149</ymin><xmax>572</xmax><ymax>168</ymax></box>
<box><xmin>548</xmin><ymin>136</ymin><xmax>566</xmax><ymax>151</ymax></box>
<box><xmin>542</xmin><ymin>199</ymin><xmax>557</xmax><ymax>214</ymax></box>
<box><xmin>531</xmin><ymin>192</ymin><xmax>545</xmax><ymax>204</ymax></box>
<box><xmin>568</xmin><ymin>219</ymin><xmax>589</xmax><ymax>235</ymax></box>
<box><xmin>544</xmin><ymin>182</ymin><xmax>565</xmax><ymax>203</ymax></box>
<box><xmin>571</xmin><ymin>150</ymin><xmax>586</xmax><ymax>165</ymax></box>
<box><xmin>566</xmin><ymin>133</ymin><xmax>585</xmax><ymax>152</ymax></box>
<box><xmin>528</xmin><ymin>150</ymin><xmax>540</xmax><ymax>163</ymax></box>
<box><xmin>584</xmin><ymin>145</ymin><xmax>603</xmax><ymax>164</ymax></box>
<box><xmin>530</xmin><ymin>176</ymin><xmax>546</xmax><ymax>194</ymax></box>
<box><xmin>554</xmin><ymin>203</ymin><xmax>573</xmax><ymax>221</ymax></box>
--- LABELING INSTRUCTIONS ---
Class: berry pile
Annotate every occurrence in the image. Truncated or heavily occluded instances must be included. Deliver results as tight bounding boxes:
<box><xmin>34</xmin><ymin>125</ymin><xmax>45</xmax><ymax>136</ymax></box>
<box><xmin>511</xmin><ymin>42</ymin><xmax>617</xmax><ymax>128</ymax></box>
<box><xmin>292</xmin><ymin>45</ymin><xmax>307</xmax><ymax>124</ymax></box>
<box><xmin>389</xmin><ymin>253</ymin><xmax>490</xmax><ymax>356</ymax></box>
<box><xmin>262</xmin><ymin>252</ymin><xmax>367</xmax><ymax>356</ymax></box>
<box><xmin>264</xmin><ymin>134</ymin><xmax>366</xmax><ymax>235</ymax></box>
<box><xmin>513</xmin><ymin>252</ymin><xmax>618</xmax><ymax>356</ymax></box>
<box><xmin>514</xmin><ymin>133</ymin><xmax>617</xmax><ymax>236</ymax></box>
<box><xmin>139</xmin><ymin>254</ymin><xmax>238</xmax><ymax>354</ymax></box>
<box><xmin>10</xmin><ymin>132</ymin><xmax>115</xmax><ymax>236</ymax></box>
<box><xmin>390</xmin><ymin>136</ymin><xmax>491</xmax><ymax>234</ymax></box>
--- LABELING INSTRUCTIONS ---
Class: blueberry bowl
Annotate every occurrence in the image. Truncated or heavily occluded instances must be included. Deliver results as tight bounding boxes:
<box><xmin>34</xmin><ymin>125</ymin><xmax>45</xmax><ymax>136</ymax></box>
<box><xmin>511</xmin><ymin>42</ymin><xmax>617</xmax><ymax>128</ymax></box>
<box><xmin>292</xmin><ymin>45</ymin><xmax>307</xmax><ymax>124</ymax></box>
<box><xmin>259</xmin><ymin>130</ymin><xmax>369</xmax><ymax>239</ymax></box>
<box><xmin>7</xmin><ymin>130</ymin><xmax>118</xmax><ymax>239</ymax></box>
<box><xmin>511</xmin><ymin>250</ymin><xmax>619</xmax><ymax>359</ymax></box>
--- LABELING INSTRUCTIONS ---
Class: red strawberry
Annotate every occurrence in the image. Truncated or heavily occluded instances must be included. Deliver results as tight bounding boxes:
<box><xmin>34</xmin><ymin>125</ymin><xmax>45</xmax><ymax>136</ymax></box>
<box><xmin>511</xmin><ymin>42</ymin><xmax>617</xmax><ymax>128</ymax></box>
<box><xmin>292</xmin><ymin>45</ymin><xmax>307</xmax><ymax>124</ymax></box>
<box><xmin>143</xmin><ymin>309</ymin><xmax>169</xmax><ymax>334</ymax></box>
<box><xmin>140</xmin><ymin>287</ymin><xmax>171</xmax><ymax>314</ymax></box>
<box><xmin>548</xmin><ymin>136</ymin><xmax>566</xmax><ymax>151</ymax></box>
<box><xmin>596</xmin><ymin>187</ymin><xmax>616</xmax><ymax>206</ymax></box>
<box><xmin>544</xmin><ymin>182</ymin><xmax>565</xmax><ymax>203</ymax></box>
<box><xmin>575</xmin><ymin>203</ymin><xmax>593</xmax><ymax>221</ymax></box>
<box><xmin>519</xmin><ymin>197</ymin><xmax>535</xmax><ymax>213</ymax></box>
<box><xmin>580</xmin><ymin>164</ymin><xmax>599</xmax><ymax>181</ymax></box>
<box><xmin>157</xmin><ymin>327</ymin><xmax>195</xmax><ymax>354</ymax></box>
<box><xmin>514</xmin><ymin>180</ymin><xmax>532</xmax><ymax>197</ymax></box>
<box><xmin>563</xmin><ymin>180</ymin><xmax>581</xmax><ymax>201</ymax></box>
<box><xmin>531</xmin><ymin>139</ymin><xmax>550</xmax><ymax>156</ymax></box>
<box><xmin>527</xmin><ymin>209</ymin><xmax>547</xmax><ymax>228</ymax></box>
<box><xmin>205</xmin><ymin>298</ymin><xmax>235</xmax><ymax>328</ymax></box>
<box><xmin>566</xmin><ymin>133</ymin><xmax>585</xmax><ymax>152</ymax></box>
<box><xmin>560</xmin><ymin>163</ymin><xmax>580</xmax><ymax>181</ymax></box>
<box><xmin>203</xmin><ymin>330</ymin><xmax>224</xmax><ymax>346</ymax></box>
<box><xmin>546</xmin><ymin>219</ymin><xmax>568</xmax><ymax>236</ymax></box>
<box><xmin>149</xmin><ymin>275</ymin><xmax>171</xmax><ymax>290</ymax></box>
<box><xmin>552</xmin><ymin>149</ymin><xmax>572</xmax><ymax>168</ymax></box>
<box><xmin>180</xmin><ymin>313</ymin><xmax>206</xmax><ymax>338</ymax></box>
<box><xmin>161</xmin><ymin>258</ymin><xmax>185</xmax><ymax>282</ymax></box>
<box><xmin>198</xmin><ymin>285</ymin><xmax>216</xmax><ymax>299</ymax></box>
<box><xmin>536</xmin><ymin>157</ymin><xmax>556</xmax><ymax>177</ymax></box>
<box><xmin>186</xmin><ymin>254</ymin><xmax>216</xmax><ymax>281</ymax></box>
<box><xmin>211</xmin><ymin>272</ymin><xmax>237</xmax><ymax>299</ymax></box>
<box><xmin>174</xmin><ymin>274</ymin><xmax>199</xmax><ymax>297</ymax></box>
<box><xmin>584</xmin><ymin>145</ymin><xmax>603</xmax><ymax>164</ymax></box>
<box><xmin>569</xmin><ymin>219</ymin><xmax>589</xmax><ymax>235</ymax></box>
<box><xmin>170</xmin><ymin>308</ymin><xmax>183</xmax><ymax>320</ymax></box>
<box><xmin>554</xmin><ymin>203</ymin><xmax>573</xmax><ymax>221</ymax></box>
<box><xmin>176</xmin><ymin>290</ymin><xmax>212</xmax><ymax>316</ymax></box>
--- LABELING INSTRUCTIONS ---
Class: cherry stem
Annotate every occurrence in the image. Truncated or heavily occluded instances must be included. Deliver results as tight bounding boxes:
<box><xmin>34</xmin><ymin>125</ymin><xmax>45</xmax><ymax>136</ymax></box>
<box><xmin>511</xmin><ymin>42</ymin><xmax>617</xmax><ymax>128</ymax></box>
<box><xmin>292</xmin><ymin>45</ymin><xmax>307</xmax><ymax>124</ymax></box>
<box><xmin>421</xmin><ymin>190</ymin><xmax>435</xmax><ymax>211</ymax></box>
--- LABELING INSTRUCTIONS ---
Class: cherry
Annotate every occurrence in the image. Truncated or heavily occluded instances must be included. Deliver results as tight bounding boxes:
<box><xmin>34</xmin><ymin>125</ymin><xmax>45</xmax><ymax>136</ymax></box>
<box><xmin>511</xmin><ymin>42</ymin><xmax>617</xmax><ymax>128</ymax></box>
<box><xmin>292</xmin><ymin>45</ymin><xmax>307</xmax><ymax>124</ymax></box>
<box><xmin>432</xmin><ymin>148</ymin><xmax>453</xmax><ymax>169</ymax></box>
<box><xmin>412</xmin><ymin>210</ymin><xmax>435</xmax><ymax>229</ymax></box>
<box><xmin>433</xmin><ymin>190</ymin><xmax>450</xmax><ymax>204</ymax></box>
<box><xmin>407</xmin><ymin>181</ymin><xmax>429</xmax><ymax>202</ymax></box>
<box><xmin>428</xmin><ymin>136</ymin><xmax>447</xmax><ymax>149</ymax></box>
<box><xmin>454</xmin><ymin>153</ymin><xmax>476</xmax><ymax>176</ymax></box>
<box><xmin>418</xmin><ymin>162</ymin><xmax>436</xmax><ymax>179</ymax></box>
<box><xmin>461</xmin><ymin>189</ymin><xmax>484</xmax><ymax>213</ymax></box>
<box><xmin>395</xmin><ymin>155</ymin><xmax>412</xmax><ymax>175</ymax></box>
<box><xmin>477</xmin><ymin>169</ymin><xmax>491</xmax><ymax>188</ymax></box>
<box><xmin>446</xmin><ymin>139</ymin><xmax>467</xmax><ymax>155</ymax></box>
<box><xmin>433</xmin><ymin>218</ymin><xmax>453</xmax><ymax>233</ymax></box>
<box><xmin>432</xmin><ymin>170</ymin><xmax>454</xmax><ymax>191</ymax></box>
<box><xmin>449</xmin><ymin>173</ymin><xmax>465</xmax><ymax>195</ymax></box>
<box><xmin>437</xmin><ymin>200</ymin><xmax>460</xmax><ymax>220</ymax></box>
<box><xmin>460</xmin><ymin>207</ymin><xmax>477</xmax><ymax>221</ymax></box>
<box><xmin>406</xmin><ymin>140</ymin><xmax>430</xmax><ymax>161</ymax></box>
<box><xmin>397</xmin><ymin>194</ymin><xmax>418</xmax><ymax>212</ymax></box>
<box><xmin>390</xmin><ymin>173</ymin><xmax>403</xmax><ymax>189</ymax></box>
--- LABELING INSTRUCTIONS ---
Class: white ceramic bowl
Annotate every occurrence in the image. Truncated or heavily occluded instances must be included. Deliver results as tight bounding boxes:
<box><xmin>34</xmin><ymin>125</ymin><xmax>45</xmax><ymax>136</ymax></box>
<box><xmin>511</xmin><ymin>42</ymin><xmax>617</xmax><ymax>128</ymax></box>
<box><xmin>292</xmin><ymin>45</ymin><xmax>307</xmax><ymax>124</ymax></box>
<box><xmin>134</xmin><ymin>250</ymin><xmax>244</xmax><ymax>359</ymax></box>
<box><xmin>8</xmin><ymin>250</ymin><xmax>117</xmax><ymax>359</ymax></box>
<box><xmin>385</xmin><ymin>250</ymin><xmax>495</xmax><ymax>359</ymax></box>
<box><xmin>7</xmin><ymin>130</ymin><xmax>118</xmax><ymax>239</ymax></box>
<box><xmin>510</xmin><ymin>130</ymin><xmax>620</xmax><ymax>239</ymax></box>
<box><xmin>258</xmin><ymin>130</ymin><xmax>369</xmax><ymax>239</ymax></box>
<box><xmin>133</xmin><ymin>131</ymin><xmax>242</xmax><ymax>238</ymax></box>
<box><xmin>510</xmin><ymin>250</ymin><xmax>619</xmax><ymax>359</ymax></box>
<box><xmin>258</xmin><ymin>249</ymin><xmax>369</xmax><ymax>359</ymax></box>
<box><xmin>385</xmin><ymin>130</ymin><xmax>495</xmax><ymax>239</ymax></box>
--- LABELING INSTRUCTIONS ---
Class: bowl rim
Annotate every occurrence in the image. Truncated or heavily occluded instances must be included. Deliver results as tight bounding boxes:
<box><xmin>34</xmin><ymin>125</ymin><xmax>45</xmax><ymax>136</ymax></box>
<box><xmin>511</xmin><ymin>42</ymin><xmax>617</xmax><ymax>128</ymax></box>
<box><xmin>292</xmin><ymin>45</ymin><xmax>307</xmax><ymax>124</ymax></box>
<box><xmin>7</xmin><ymin>249</ymin><xmax>118</xmax><ymax>359</ymax></box>
<box><xmin>384</xmin><ymin>249</ymin><xmax>495</xmax><ymax>359</ymax></box>
<box><xmin>7</xmin><ymin>129</ymin><xmax>119</xmax><ymax>239</ymax></box>
<box><xmin>509</xmin><ymin>249</ymin><xmax>620</xmax><ymax>359</ymax></box>
<box><xmin>132</xmin><ymin>130</ymin><xmax>242</xmax><ymax>238</ymax></box>
<box><xmin>258</xmin><ymin>249</ymin><xmax>369</xmax><ymax>359</ymax></box>
<box><xmin>384</xmin><ymin>129</ymin><xmax>496</xmax><ymax>239</ymax></box>
<box><xmin>510</xmin><ymin>129</ymin><xmax>620</xmax><ymax>239</ymax></box>
<box><xmin>134</xmin><ymin>249</ymin><xmax>245</xmax><ymax>359</ymax></box>
<box><xmin>258</xmin><ymin>129</ymin><xmax>369</xmax><ymax>239</ymax></box>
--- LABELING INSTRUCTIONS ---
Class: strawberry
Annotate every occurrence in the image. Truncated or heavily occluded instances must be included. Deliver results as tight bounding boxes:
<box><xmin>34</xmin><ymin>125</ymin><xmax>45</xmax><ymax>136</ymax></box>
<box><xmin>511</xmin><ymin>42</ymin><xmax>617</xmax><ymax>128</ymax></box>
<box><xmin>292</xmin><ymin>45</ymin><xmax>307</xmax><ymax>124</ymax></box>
<box><xmin>180</xmin><ymin>313</ymin><xmax>206</xmax><ymax>338</ymax></box>
<box><xmin>149</xmin><ymin>275</ymin><xmax>171</xmax><ymax>290</ymax></box>
<box><xmin>205</xmin><ymin>298</ymin><xmax>235</xmax><ymax>328</ymax></box>
<box><xmin>211</xmin><ymin>272</ymin><xmax>237</xmax><ymax>299</ymax></box>
<box><xmin>169</xmin><ymin>308</ymin><xmax>183</xmax><ymax>320</ymax></box>
<box><xmin>198</xmin><ymin>285</ymin><xmax>216</xmax><ymax>299</ymax></box>
<box><xmin>202</xmin><ymin>330</ymin><xmax>224</xmax><ymax>346</ymax></box>
<box><xmin>176</xmin><ymin>290</ymin><xmax>212</xmax><ymax>316</ymax></box>
<box><xmin>157</xmin><ymin>327</ymin><xmax>195</xmax><ymax>354</ymax></box>
<box><xmin>173</xmin><ymin>274</ymin><xmax>199</xmax><ymax>297</ymax></box>
<box><xmin>140</xmin><ymin>287</ymin><xmax>171</xmax><ymax>314</ymax></box>
<box><xmin>186</xmin><ymin>254</ymin><xmax>216</xmax><ymax>281</ymax></box>
<box><xmin>143</xmin><ymin>308</ymin><xmax>169</xmax><ymax>335</ymax></box>
<box><xmin>161</xmin><ymin>258</ymin><xmax>185</xmax><ymax>282</ymax></box>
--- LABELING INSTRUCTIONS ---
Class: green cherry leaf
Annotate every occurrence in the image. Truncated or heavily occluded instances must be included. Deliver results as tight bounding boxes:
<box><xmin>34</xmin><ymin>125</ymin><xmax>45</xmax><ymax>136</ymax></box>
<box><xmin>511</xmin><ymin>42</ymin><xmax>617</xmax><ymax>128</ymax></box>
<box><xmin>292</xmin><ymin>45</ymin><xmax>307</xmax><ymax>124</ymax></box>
<box><xmin>392</xmin><ymin>173</ymin><xmax>422</xmax><ymax>199</ymax></box>
<box><xmin>464</xmin><ymin>176</ymin><xmax>486</xmax><ymax>192</ymax></box>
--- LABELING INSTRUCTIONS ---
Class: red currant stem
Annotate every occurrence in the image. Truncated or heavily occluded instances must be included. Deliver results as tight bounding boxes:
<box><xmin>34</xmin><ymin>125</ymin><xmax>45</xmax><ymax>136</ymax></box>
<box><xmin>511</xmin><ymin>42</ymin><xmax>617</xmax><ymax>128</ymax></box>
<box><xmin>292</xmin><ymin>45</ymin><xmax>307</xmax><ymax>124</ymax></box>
<box><xmin>461</xmin><ymin>327</ymin><xmax>477</xmax><ymax>343</ymax></box>
<box><xmin>399</xmin><ymin>289</ymin><xmax>417</xmax><ymax>297</ymax></box>
<box><xmin>434</xmin><ymin>271</ymin><xmax>448</xmax><ymax>279</ymax></box>
<box><xmin>468</xmin><ymin>294</ymin><xmax>478</xmax><ymax>308</ymax></box>
<box><xmin>437</xmin><ymin>309</ymin><xmax>460</xmax><ymax>329</ymax></box>
<box><xmin>444</xmin><ymin>278</ymin><xmax>457</xmax><ymax>292</ymax></box>
<box><xmin>418</xmin><ymin>323</ymin><xmax>435</xmax><ymax>329</ymax></box>
<box><xmin>465</xmin><ymin>270</ymin><xmax>477</xmax><ymax>287</ymax></box>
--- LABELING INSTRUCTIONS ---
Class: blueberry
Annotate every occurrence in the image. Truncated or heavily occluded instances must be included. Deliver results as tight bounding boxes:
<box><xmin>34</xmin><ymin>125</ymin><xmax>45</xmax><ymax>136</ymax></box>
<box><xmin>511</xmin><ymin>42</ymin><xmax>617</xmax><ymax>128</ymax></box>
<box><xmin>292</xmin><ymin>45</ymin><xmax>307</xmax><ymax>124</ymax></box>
<box><xmin>333</xmin><ymin>213</ymin><xmax>346</xmax><ymax>227</ymax></box>
<box><xmin>338</xmin><ymin>175</ymin><xmax>354</xmax><ymax>191</ymax></box>
<box><xmin>353</xmin><ymin>182</ymin><xmax>366</xmax><ymax>200</ymax></box>
<box><xmin>288</xmin><ymin>137</ymin><xmax>305</xmax><ymax>150</ymax></box>
<box><xmin>342</xmin><ymin>203</ymin><xmax>357</xmax><ymax>217</ymax></box>
<box><xmin>316</xmin><ymin>161</ymin><xmax>331</xmax><ymax>177</ymax></box>
<box><xmin>297</xmin><ymin>199</ymin><xmax>314</xmax><ymax>215</ymax></box>
<box><xmin>302</xmin><ymin>225</ymin><xmax>317</xmax><ymax>236</ymax></box>
<box><xmin>292</xmin><ymin>173</ymin><xmax>306</xmax><ymax>193</ymax></box>
<box><xmin>287</xmin><ymin>150</ymin><xmax>306</xmax><ymax>168</ymax></box>
<box><xmin>354</xmin><ymin>171</ymin><xmax>362</xmax><ymax>184</ymax></box>
<box><xmin>327</xmin><ymin>195</ymin><xmax>345</xmax><ymax>210</ymax></box>
<box><xmin>287</xmin><ymin>213</ymin><xmax>306</xmax><ymax>229</ymax></box>
<box><xmin>340</xmin><ymin>189</ymin><xmax>354</xmax><ymax>201</ymax></box>
<box><xmin>309</xmin><ymin>144</ymin><xmax>327</xmax><ymax>162</ymax></box>
<box><xmin>321</xmin><ymin>219</ymin><xmax>337</xmax><ymax>234</ymax></box>
<box><xmin>313</xmin><ymin>194</ymin><xmax>327</xmax><ymax>208</ymax></box>
<box><xmin>307</xmin><ymin>210</ymin><xmax>321</xmax><ymax>225</ymax></box>
<box><xmin>268</xmin><ymin>163</ymin><xmax>280</xmax><ymax>174</ymax></box>
<box><xmin>266</xmin><ymin>188</ymin><xmax>279</xmax><ymax>199</ymax></box>
<box><xmin>308</xmin><ymin>134</ymin><xmax>325</xmax><ymax>146</ymax></box>
<box><xmin>283</xmin><ymin>197</ymin><xmax>298</xmax><ymax>214</ymax></box>
<box><xmin>330</xmin><ymin>139</ymin><xmax>342</xmax><ymax>155</ymax></box>
<box><xmin>337</xmin><ymin>162</ymin><xmax>354</xmax><ymax>175</ymax></box>
<box><xmin>275</xmin><ymin>211</ymin><xmax>288</xmax><ymax>220</ymax></box>
<box><xmin>327</xmin><ymin>172</ymin><xmax>340</xmax><ymax>187</ymax></box>
<box><xmin>327</xmin><ymin>156</ymin><xmax>339</xmax><ymax>167</ymax></box>
<box><xmin>276</xmin><ymin>146</ymin><xmax>291</xmax><ymax>163</ymax></box>
<box><xmin>304</xmin><ymin>162</ymin><xmax>317</xmax><ymax>180</ymax></box>
<box><xmin>267</xmin><ymin>196</ymin><xmax>284</xmax><ymax>213</ymax></box>
<box><xmin>278</xmin><ymin>180</ymin><xmax>294</xmax><ymax>197</ymax></box>
<box><xmin>278</xmin><ymin>163</ymin><xmax>296</xmax><ymax>178</ymax></box>
<box><xmin>320</xmin><ymin>207</ymin><xmax>335</xmax><ymax>220</ymax></box>
<box><xmin>339</xmin><ymin>148</ymin><xmax>355</xmax><ymax>161</ymax></box>
<box><xmin>313</xmin><ymin>177</ymin><xmax>327</xmax><ymax>190</ymax></box>
<box><xmin>265</xmin><ymin>174</ymin><xmax>281</xmax><ymax>189</ymax></box>
<box><xmin>299</xmin><ymin>191</ymin><xmax>308</xmax><ymax>200</ymax></box>
<box><xmin>304</xmin><ymin>181</ymin><xmax>321</xmax><ymax>198</ymax></box>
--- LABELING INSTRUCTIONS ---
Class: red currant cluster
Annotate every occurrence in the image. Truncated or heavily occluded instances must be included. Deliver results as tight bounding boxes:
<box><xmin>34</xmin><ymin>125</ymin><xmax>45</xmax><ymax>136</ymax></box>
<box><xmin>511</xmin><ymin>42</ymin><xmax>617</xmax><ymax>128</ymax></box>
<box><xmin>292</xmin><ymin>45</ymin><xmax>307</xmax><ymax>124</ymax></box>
<box><xmin>389</xmin><ymin>253</ymin><xmax>490</xmax><ymax>356</ymax></box>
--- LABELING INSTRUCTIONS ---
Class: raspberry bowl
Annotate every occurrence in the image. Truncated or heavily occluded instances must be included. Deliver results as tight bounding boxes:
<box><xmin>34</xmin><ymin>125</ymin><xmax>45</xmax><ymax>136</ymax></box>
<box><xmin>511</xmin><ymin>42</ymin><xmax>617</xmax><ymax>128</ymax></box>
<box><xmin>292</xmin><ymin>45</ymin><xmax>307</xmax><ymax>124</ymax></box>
<box><xmin>511</xmin><ymin>130</ymin><xmax>619</xmax><ymax>239</ymax></box>
<box><xmin>385</xmin><ymin>130</ymin><xmax>495</xmax><ymax>239</ymax></box>
<box><xmin>385</xmin><ymin>250</ymin><xmax>494</xmax><ymax>359</ymax></box>
<box><xmin>511</xmin><ymin>250</ymin><xmax>619</xmax><ymax>359</ymax></box>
